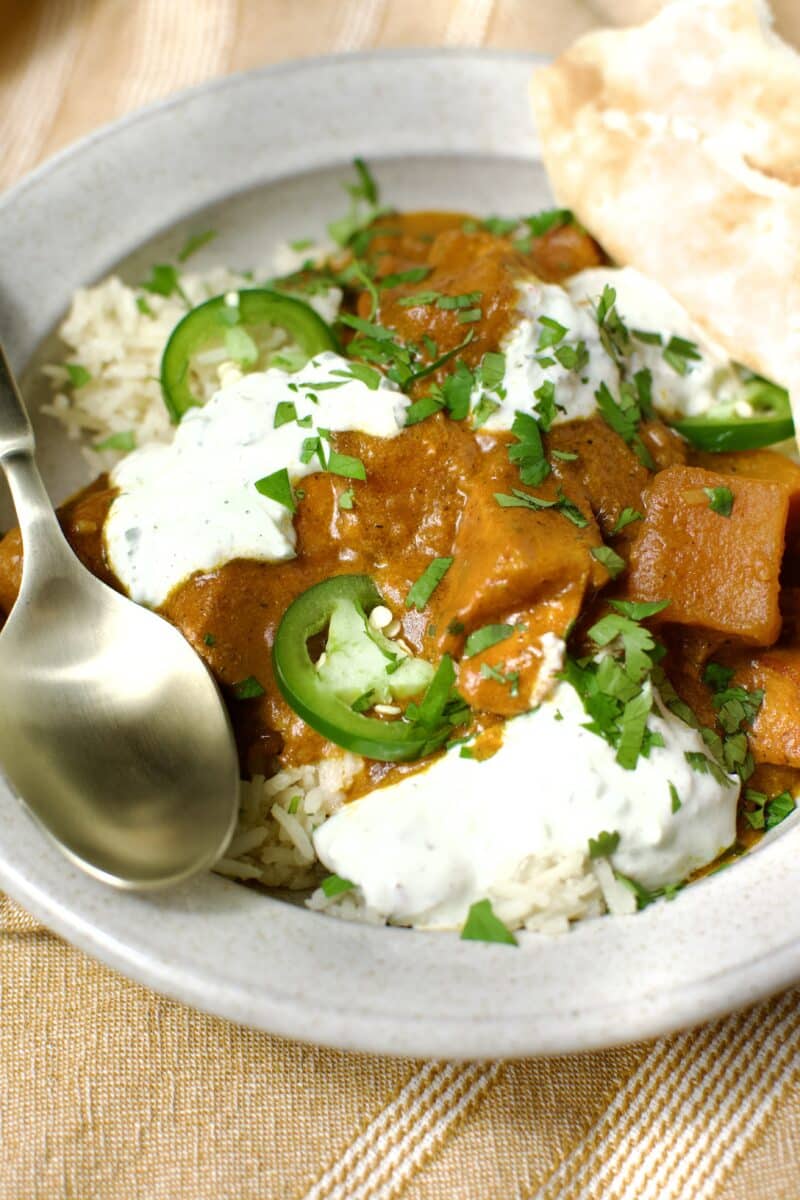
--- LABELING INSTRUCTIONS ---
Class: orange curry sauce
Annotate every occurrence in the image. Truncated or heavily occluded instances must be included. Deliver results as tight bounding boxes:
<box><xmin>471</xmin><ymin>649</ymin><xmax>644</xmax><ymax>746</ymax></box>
<box><xmin>1</xmin><ymin>212</ymin><xmax>799</xmax><ymax>831</ymax></box>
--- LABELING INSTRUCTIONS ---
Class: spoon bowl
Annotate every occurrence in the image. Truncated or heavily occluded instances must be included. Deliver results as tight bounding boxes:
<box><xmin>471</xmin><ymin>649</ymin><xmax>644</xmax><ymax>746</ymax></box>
<box><xmin>0</xmin><ymin>344</ymin><xmax>239</xmax><ymax>888</ymax></box>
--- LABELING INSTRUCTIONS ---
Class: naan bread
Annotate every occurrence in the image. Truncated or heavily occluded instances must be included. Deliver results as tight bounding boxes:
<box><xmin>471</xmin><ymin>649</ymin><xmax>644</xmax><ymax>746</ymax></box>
<box><xmin>530</xmin><ymin>0</ymin><xmax>800</xmax><ymax>413</ymax></box>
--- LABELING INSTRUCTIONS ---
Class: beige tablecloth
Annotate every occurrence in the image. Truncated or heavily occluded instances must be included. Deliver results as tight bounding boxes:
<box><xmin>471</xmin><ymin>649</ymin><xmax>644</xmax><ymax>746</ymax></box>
<box><xmin>3</xmin><ymin>3</ymin><xmax>800</xmax><ymax>1197</ymax></box>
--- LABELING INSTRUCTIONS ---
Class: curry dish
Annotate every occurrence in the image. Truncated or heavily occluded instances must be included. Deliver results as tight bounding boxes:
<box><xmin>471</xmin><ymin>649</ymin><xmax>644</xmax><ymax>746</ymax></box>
<box><xmin>5</xmin><ymin>172</ymin><xmax>800</xmax><ymax>936</ymax></box>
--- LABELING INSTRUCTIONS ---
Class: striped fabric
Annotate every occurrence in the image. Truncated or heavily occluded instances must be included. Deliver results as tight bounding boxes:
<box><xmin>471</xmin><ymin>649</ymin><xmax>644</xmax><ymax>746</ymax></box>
<box><xmin>2</xmin><ymin>2</ymin><xmax>800</xmax><ymax>1197</ymax></box>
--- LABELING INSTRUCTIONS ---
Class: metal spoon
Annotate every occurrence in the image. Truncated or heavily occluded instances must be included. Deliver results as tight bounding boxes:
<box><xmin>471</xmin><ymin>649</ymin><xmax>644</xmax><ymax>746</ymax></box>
<box><xmin>0</xmin><ymin>343</ymin><xmax>239</xmax><ymax>887</ymax></box>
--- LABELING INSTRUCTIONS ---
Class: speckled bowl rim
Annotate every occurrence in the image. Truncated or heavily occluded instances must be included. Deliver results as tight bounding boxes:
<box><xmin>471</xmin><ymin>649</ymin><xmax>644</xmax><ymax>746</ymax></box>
<box><xmin>1</xmin><ymin>50</ymin><xmax>799</xmax><ymax>1060</ymax></box>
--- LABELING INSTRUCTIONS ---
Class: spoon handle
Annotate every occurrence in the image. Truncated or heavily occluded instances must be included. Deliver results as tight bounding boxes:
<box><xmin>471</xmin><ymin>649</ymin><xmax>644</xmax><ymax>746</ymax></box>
<box><xmin>0</xmin><ymin>343</ymin><xmax>77</xmax><ymax>585</ymax></box>
<box><xmin>0</xmin><ymin>343</ymin><xmax>34</xmax><ymax>459</ymax></box>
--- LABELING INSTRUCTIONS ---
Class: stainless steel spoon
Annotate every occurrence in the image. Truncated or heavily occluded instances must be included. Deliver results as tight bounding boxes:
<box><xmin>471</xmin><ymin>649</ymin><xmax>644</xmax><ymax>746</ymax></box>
<box><xmin>0</xmin><ymin>343</ymin><xmax>239</xmax><ymax>887</ymax></box>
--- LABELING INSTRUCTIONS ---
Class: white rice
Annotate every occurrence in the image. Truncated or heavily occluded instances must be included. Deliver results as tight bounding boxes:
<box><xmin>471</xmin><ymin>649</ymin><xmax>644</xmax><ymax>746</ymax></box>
<box><xmin>43</xmin><ymin>257</ymin><xmax>611</xmax><ymax>935</ymax></box>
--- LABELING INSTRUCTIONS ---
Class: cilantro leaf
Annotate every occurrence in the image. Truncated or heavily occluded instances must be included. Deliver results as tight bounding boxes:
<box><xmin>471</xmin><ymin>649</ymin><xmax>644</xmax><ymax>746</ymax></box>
<box><xmin>508</xmin><ymin>410</ymin><xmax>550</xmax><ymax>486</ymax></box>
<box><xmin>255</xmin><ymin>468</ymin><xmax>296</xmax><ymax>512</ymax></box>
<box><xmin>327</xmin><ymin>451</ymin><xmax>366</xmax><ymax>481</ymax></box>
<box><xmin>608</xmin><ymin>599</ymin><xmax>670</xmax><ymax>620</ymax></box>
<box><xmin>479</xmin><ymin>352</ymin><xmax>506</xmax><ymax>390</ymax></box>
<box><xmin>663</xmin><ymin>335</ymin><xmax>702</xmax><ymax>376</ymax></box>
<box><xmin>406</xmin><ymin>558</ymin><xmax>453</xmax><ymax>610</ymax></box>
<box><xmin>616</xmin><ymin>683</ymin><xmax>653</xmax><ymax>769</ymax></box>
<box><xmin>94</xmin><ymin>430</ymin><xmax>136</xmax><ymax>453</ymax></box>
<box><xmin>704</xmin><ymin>486</ymin><xmax>734</xmax><ymax>517</ymax></box>
<box><xmin>611</xmin><ymin>507</ymin><xmax>643</xmax><ymax>534</ymax></box>
<box><xmin>274</xmin><ymin>401</ymin><xmax>298</xmax><ymax>428</ymax></box>
<box><xmin>702</xmin><ymin>662</ymin><xmax>735</xmax><ymax>692</ymax></box>
<box><xmin>233</xmin><ymin>675</ymin><xmax>265</xmax><ymax>700</ymax></box>
<box><xmin>524</xmin><ymin>208</ymin><xmax>574</xmax><ymax>236</ymax></box>
<box><xmin>460</xmin><ymin>899</ymin><xmax>518</xmax><ymax>946</ymax></box>
<box><xmin>177</xmin><ymin>229</ymin><xmax>217</xmax><ymax>262</ymax></box>
<box><xmin>464</xmin><ymin>624</ymin><xmax>515</xmax><ymax>657</ymax></box>
<box><xmin>321</xmin><ymin>874</ymin><xmax>355</xmax><ymax>898</ymax></box>
<box><xmin>588</xmin><ymin>830</ymin><xmax>620</xmax><ymax>858</ymax></box>
<box><xmin>591</xmin><ymin>545</ymin><xmax>626</xmax><ymax>579</ymax></box>
<box><xmin>669</xmin><ymin>782</ymin><xmax>682</xmax><ymax>813</ymax></box>
<box><xmin>65</xmin><ymin>363</ymin><xmax>91</xmax><ymax>388</ymax></box>
<box><xmin>685</xmin><ymin>750</ymin><xmax>731</xmax><ymax>788</ymax></box>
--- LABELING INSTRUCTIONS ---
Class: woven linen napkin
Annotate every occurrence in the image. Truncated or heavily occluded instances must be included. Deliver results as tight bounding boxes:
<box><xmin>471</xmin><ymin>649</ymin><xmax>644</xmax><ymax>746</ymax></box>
<box><xmin>2</xmin><ymin>3</ymin><xmax>800</xmax><ymax>1198</ymax></box>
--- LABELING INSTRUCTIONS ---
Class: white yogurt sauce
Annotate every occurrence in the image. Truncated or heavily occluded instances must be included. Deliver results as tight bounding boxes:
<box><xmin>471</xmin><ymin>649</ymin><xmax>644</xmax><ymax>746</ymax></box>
<box><xmin>314</xmin><ymin>680</ymin><xmax>739</xmax><ymax>928</ymax></box>
<box><xmin>105</xmin><ymin>352</ymin><xmax>407</xmax><ymax>607</ymax></box>
<box><xmin>475</xmin><ymin>266</ymin><xmax>740</xmax><ymax>432</ymax></box>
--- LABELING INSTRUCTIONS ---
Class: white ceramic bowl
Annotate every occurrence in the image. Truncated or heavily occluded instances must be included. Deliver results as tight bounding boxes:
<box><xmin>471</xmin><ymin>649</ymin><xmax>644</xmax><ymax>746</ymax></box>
<box><xmin>1</xmin><ymin>51</ymin><xmax>799</xmax><ymax>1059</ymax></box>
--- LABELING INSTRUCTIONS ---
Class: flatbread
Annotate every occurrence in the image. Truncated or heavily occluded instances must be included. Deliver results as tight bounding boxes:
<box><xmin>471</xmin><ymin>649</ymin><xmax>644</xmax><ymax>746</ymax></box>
<box><xmin>529</xmin><ymin>0</ymin><xmax>800</xmax><ymax>416</ymax></box>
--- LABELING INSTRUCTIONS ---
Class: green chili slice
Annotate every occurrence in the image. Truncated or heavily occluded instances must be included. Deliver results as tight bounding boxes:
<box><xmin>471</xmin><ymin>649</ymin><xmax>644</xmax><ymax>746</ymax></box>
<box><xmin>671</xmin><ymin>375</ymin><xmax>794</xmax><ymax>451</ymax></box>
<box><xmin>160</xmin><ymin>288</ymin><xmax>338</xmax><ymax>421</ymax></box>
<box><xmin>272</xmin><ymin>574</ymin><xmax>467</xmax><ymax>761</ymax></box>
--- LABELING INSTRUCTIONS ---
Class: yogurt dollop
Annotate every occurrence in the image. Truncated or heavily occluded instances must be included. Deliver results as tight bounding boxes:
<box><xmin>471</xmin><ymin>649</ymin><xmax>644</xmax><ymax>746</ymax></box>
<box><xmin>105</xmin><ymin>352</ymin><xmax>407</xmax><ymax>607</ymax></box>
<box><xmin>314</xmin><ymin>680</ymin><xmax>739</xmax><ymax>928</ymax></box>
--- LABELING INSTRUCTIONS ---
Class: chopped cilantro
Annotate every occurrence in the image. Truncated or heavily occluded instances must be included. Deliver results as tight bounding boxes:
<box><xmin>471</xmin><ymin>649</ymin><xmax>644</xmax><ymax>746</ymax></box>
<box><xmin>406</xmin><ymin>557</ymin><xmax>453</xmax><ymax>610</ymax></box>
<box><xmin>533</xmin><ymin>380</ymin><xmax>562</xmax><ymax>430</ymax></box>
<box><xmin>525</xmin><ymin>208</ymin><xmax>574</xmax><ymax>236</ymax></box>
<box><xmin>177</xmin><ymin>229</ymin><xmax>217</xmax><ymax>262</ymax></box>
<box><xmin>287</xmin><ymin>794</ymin><xmax>301</xmax><ymax>814</ymax></box>
<box><xmin>94</xmin><ymin>430</ymin><xmax>135</xmax><ymax>453</ymax></box>
<box><xmin>338</xmin><ymin>488</ymin><xmax>355</xmax><ymax>510</ymax></box>
<box><xmin>588</xmin><ymin>830</ymin><xmax>620</xmax><ymax>858</ymax></box>
<box><xmin>65</xmin><ymin>363</ymin><xmax>91</xmax><ymax>389</ymax></box>
<box><xmin>457</xmin><ymin>307</ymin><xmax>482</xmax><ymax>324</ymax></box>
<box><xmin>537</xmin><ymin>315</ymin><xmax>568</xmax><ymax>350</ymax></box>
<box><xmin>479</xmin><ymin>352</ymin><xmax>506</xmax><ymax>390</ymax></box>
<box><xmin>616</xmin><ymin>684</ymin><xmax>653</xmax><ymax>769</ymax></box>
<box><xmin>611</xmin><ymin>507</ymin><xmax>643</xmax><ymax>534</ymax></box>
<box><xmin>551</xmin><ymin>449</ymin><xmax>578</xmax><ymax>462</ymax></box>
<box><xmin>472</xmin><ymin>395</ymin><xmax>501</xmax><ymax>428</ymax></box>
<box><xmin>663</xmin><ymin>335</ymin><xmax>702</xmax><ymax>376</ymax></box>
<box><xmin>508</xmin><ymin>411</ymin><xmax>550</xmax><ymax>486</ymax></box>
<box><xmin>351</xmin><ymin>689</ymin><xmax>375</xmax><ymax>713</ymax></box>
<box><xmin>203</xmin><ymin>633</ymin><xmax>216</xmax><ymax>647</ymax></box>
<box><xmin>464</xmin><ymin>624</ymin><xmax>515</xmax><ymax>657</ymax></box>
<box><xmin>233</xmin><ymin>675</ymin><xmax>265</xmax><ymax>700</ymax></box>
<box><xmin>274</xmin><ymin>401</ymin><xmax>298</xmax><ymax>428</ymax></box>
<box><xmin>669</xmin><ymin>782</ymin><xmax>681</xmax><ymax>813</ymax></box>
<box><xmin>460</xmin><ymin>898</ymin><xmax>517</xmax><ymax>946</ymax></box>
<box><xmin>379</xmin><ymin>266</ymin><xmax>431</xmax><ymax>289</ymax></box>
<box><xmin>765</xmin><ymin>791</ymin><xmax>796</xmax><ymax>830</ymax></box>
<box><xmin>594</xmin><ymin>286</ymin><xmax>632</xmax><ymax>365</ymax></box>
<box><xmin>480</xmin><ymin>662</ymin><xmax>520</xmax><ymax>695</ymax></box>
<box><xmin>440</xmin><ymin>360</ymin><xmax>475</xmax><ymax>420</ymax></box>
<box><xmin>327</xmin><ymin>451</ymin><xmax>366</xmax><ymax>481</ymax></box>
<box><xmin>591</xmin><ymin>545</ymin><xmax>626</xmax><ymax>579</ymax></box>
<box><xmin>614</xmin><ymin>871</ymin><xmax>679</xmax><ymax>910</ymax></box>
<box><xmin>702</xmin><ymin>662</ymin><xmax>735</xmax><ymax>692</ymax></box>
<box><xmin>300</xmin><ymin>435</ymin><xmax>326</xmax><ymax>467</ymax></box>
<box><xmin>405</xmin><ymin>395</ymin><xmax>445</xmax><ymax>426</ymax></box>
<box><xmin>328</xmin><ymin>158</ymin><xmax>382</xmax><ymax>247</ymax></box>
<box><xmin>140</xmin><ymin>263</ymin><xmax>188</xmax><ymax>304</ymax></box>
<box><xmin>704</xmin><ymin>486</ymin><xmax>734</xmax><ymax>517</ymax></box>
<box><xmin>255</xmin><ymin>468</ymin><xmax>296</xmax><ymax>512</ymax></box>
<box><xmin>136</xmin><ymin>296</ymin><xmax>154</xmax><ymax>317</ymax></box>
<box><xmin>332</xmin><ymin>362</ymin><xmax>383</xmax><ymax>390</ymax></box>
<box><xmin>595</xmin><ymin>380</ymin><xmax>654</xmax><ymax>468</ymax></box>
<box><xmin>553</xmin><ymin>340</ymin><xmax>589</xmax><ymax>372</ymax></box>
<box><xmin>494</xmin><ymin>488</ymin><xmax>589</xmax><ymax>527</ymax></box>
<box><xmin>711</xmin><ymin>685</ymin><xmax>763</xmax><ymax>734</ymax></box>
<box><xmin>608</xmin><ymin>599</ymin><xmax>670</xmax><ymax>620</ymax></box>
<box><xmin>321</xmin><ymin>874</ymin><xmax>355</xmax><ymax>898</ymax></box>
<box><xmin>685</xmin><ymin>750</ymin><xmax>731</xmax><ymax>788</ymax></box>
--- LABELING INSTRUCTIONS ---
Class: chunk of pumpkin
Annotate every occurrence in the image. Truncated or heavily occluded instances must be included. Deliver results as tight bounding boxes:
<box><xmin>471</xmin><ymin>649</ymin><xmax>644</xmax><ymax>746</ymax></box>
<box><xmin>722</xmin><ymin>648</ymin><xmax>800</xmax><ymax>769</ymax></box>
<box><xmin>627</xmin><ymin>465</ymin><xmax>790</xmax><ymax>645</ymax></box>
